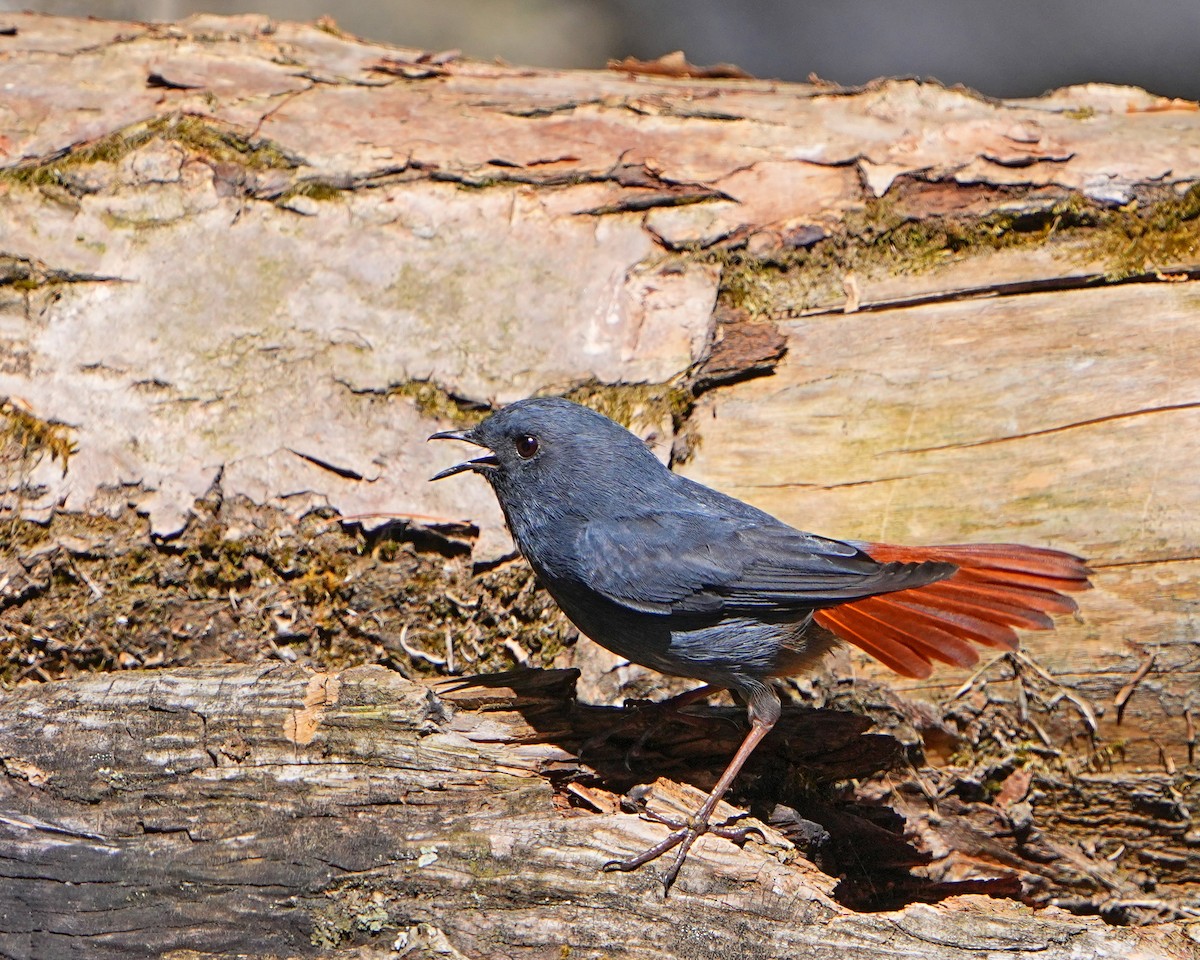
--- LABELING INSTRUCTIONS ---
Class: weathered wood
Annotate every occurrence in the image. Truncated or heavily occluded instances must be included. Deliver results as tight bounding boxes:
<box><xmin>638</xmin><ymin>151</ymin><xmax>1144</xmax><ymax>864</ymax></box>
<box><xmin>2</xmin><ymin>11</ymin><xmax>1199</xmax><ymax>553</ymax></box>
<box><xmin>681</xmin><ymin>280</ymin><xmax>1200</xmax><ymax>772</ymax></box>
<box><xmin>1</xmin><ymin>665</ymin><xmax>1196</xmax><ymax>959</ymax></box>
<box><xmin>2</xmin><ymin>11</ymin><xmax>1200</xmax><ymax>954</ymax></box>
<box><xmin>3</xmin><ymin>14</ymin><xmax>1197</xmax><ymax>755</ymax></box>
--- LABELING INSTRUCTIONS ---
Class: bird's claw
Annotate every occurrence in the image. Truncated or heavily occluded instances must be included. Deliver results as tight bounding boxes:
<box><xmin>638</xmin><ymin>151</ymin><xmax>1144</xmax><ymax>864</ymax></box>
<box><xmin>602</xmin><ymin>825</ymin><xmax>697</xmax><ymax>892</ymax></box>
<box><xmin>601</xmin><ymin>826</ymin><xmax>688</xmax><ymax>873</ymax></box>
<box><xmin>617</xmin><ymin>787</ymin><xmax>685</xmax><ymax>827</ymax></box>
<box><xmin>707</xmin><ymin>818</ymin><xmax>763</xmax><ymax>845</ymax></box>
<box><xmin>606</xmin><ymin>795</ymin><xmax>763</xmax><ymax>892</ymax></box>
<box><xmin>620</xmin><ymin>789</ymin><xmax>758</xmax><ymax>843</ymax></box>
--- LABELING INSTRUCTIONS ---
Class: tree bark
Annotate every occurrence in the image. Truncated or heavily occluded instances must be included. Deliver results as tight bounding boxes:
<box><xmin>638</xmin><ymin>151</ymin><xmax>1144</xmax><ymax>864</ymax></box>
<box><xmin>1</xmin><ymin>664</ymin><xmax>1195</xmax><ymax>959</ymax></box>
<box><xmin>2</xmin><ymin>11</ymin><xmax>1199</xmax><ymax>957</ymax></box>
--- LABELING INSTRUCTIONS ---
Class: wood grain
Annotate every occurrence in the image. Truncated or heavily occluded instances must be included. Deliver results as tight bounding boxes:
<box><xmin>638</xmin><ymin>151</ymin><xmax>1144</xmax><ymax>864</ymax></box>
<box><xmin>2</xmin><ymin>665</ymin><xmax>1195</xmax><ymax>959</ymax></box>
<box><xmin>682</xmin><ymin>280</ymin><xmax>1200</xmax><ymax>769</ymax></box>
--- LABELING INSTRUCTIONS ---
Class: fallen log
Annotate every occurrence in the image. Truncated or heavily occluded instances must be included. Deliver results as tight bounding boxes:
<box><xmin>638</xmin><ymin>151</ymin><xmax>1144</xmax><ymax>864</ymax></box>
<box><xmin>1</xmin><ymin>664</ymin><xmax>1196</xmax><ymax>958</ymax></box>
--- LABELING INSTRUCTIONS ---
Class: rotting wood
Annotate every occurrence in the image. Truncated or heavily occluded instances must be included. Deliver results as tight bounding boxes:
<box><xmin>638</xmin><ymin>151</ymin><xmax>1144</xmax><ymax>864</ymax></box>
<box><xmin>2</xmin><ymin>664</ymin><xmax>1198</xmax><ymax>959</ymax></box>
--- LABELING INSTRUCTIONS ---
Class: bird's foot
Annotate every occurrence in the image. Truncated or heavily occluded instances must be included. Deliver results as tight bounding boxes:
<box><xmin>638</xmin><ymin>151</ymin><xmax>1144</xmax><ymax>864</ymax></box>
<box><xmin>603</xmin><ymin>790</ymin><xmax>763</xmax><ymax>892</ymax></box>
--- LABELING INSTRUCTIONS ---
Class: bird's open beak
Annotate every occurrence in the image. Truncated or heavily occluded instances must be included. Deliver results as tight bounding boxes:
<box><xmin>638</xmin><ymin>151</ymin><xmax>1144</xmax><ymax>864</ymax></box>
<box><xmin>428</xmin><ymin>429</ymin><xmax>499</xmax><ymax>481</ymax></box>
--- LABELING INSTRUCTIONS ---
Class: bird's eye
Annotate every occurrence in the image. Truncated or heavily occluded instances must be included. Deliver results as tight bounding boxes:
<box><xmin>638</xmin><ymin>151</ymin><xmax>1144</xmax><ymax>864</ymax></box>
<box><xmin>514</xmin><ymin>434</ymin><xmax>539</xmax><ymax>459</ymax></box>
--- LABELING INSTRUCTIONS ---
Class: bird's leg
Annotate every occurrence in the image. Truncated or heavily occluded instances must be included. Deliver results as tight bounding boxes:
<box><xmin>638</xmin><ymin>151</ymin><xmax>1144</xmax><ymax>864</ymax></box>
<box><xmin>603</xmin><ymin>681</ymin><xmax>780</xmax><ymax>892</ymax></box>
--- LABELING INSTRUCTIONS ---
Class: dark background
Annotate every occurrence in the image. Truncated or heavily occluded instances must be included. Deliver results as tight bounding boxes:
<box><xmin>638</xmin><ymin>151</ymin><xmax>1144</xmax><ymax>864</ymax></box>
<box><xmin>4</xmin><ymin>0</ymin><xmax>1199</xmax><ymax>99</ymax></box>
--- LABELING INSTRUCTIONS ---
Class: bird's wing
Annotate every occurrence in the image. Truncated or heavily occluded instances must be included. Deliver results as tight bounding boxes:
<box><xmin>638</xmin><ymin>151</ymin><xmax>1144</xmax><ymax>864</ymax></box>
<box><xmin>570</xmin><ymin>511</ymin><xmax>953</xmax><ymax>616</ymax></box>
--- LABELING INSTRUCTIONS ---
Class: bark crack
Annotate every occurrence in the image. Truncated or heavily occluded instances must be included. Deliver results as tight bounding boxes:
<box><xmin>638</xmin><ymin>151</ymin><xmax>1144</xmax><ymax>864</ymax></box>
<box><xmin>801</xmin><ymin>269</ymin><xmax>1200</xmax><ymax>318</ymax></box>
<box><xmin>740</xmin><ymin>474</ymin><xmax>920</xmax><ymax>490</ymax></box>
<box><xmin>287</xmin><ymin>448</ymin><xmax>370</xmax><ymax>482</ymax></box>
<box><xmin>896</xmin><ymin>402</ymin><xmax>1200</xmax><ymax>453</ymax></box>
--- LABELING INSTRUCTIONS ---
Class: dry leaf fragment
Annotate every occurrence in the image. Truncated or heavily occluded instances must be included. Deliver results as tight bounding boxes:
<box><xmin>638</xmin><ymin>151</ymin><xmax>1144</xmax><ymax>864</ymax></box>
<box><xmin>994</xmin><ymin>768</ymin><xmax>1033</xmax><ymax>808</ymax></box>
<box><xmin>608</xmin><ymin>50</ymin><xmax>753</xmax><ymax>80</ymax></box>
<box><xmin>1128</xmin><ymin>97</ymin><xmax>1199</xmax><ymax>113</ymax></box>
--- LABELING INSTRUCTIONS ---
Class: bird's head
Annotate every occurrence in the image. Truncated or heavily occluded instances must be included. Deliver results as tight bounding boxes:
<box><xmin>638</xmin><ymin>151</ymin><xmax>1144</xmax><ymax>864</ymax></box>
<box><xmin>429</xmin><ymin>397</ymin><xmax>666</xmax><ymax>526</ymax></box>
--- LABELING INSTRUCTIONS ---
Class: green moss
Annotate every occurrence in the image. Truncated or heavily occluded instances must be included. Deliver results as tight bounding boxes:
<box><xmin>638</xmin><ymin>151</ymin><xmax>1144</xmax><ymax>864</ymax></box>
<box><xmin>375</xmin><ymin>263</ymin><xmax>469</xmax><ymax>329</ymax></box>
<box><xmin>310</xmin><ymin>887</ymin><xmax>393</xmax><ymax>948</ymax></box>
<box><xmin>0</xmin><ymin>494</ymin><xmax>570</xmax><ymax>685</ymax></box>
<box><xmin>2</xmin><ymin>113</ymin><xmax>297</xmax><ymax>189</ymax></box>
<box><xmin>1</xmin><ymin>400</ymin><xmax>76</xmax><ymax>476</ymax></box>
<box><xmin>183</xmin><ymin>526</ymin><xmax>255</xmax><ymax>592</ymax></box>
<box><xmin>74</xmin><ymin>236</ymin><xmax>108</xmax><ymax>255</ymax></box>
<box><xmin>1092</xmin><ymin>182</ymin><xmax>1200</xmax><ymax>279</ymax></box>
<box><xmin>390</xmin><ymin>380</ymin><xmax>492</xmax><ymax>427</ymax></box>
<box><xmin>313</xmin><ymin>15</ymin><xmax>350</xmax><ymax>39</ymax></box>
<box><xmin>1063</xmin><ymin>106</ymin><xmax>1096</xmax><ymax>121</ymax></box>
<box><xmin>275</xmin><ymin>178</ymin><xmax>346</xmax><ymax>205</ymax></box>
<box><xmin>707</xmin><ymin>185</ymin><xmax>1200</xmax><ymax>317</ymax></box>
<box><xmin>561</xmin><ymin>380</ymin><xmax>693</xmax><ymax>432</ymax></box>
<box><xmin>1</xmin><ymin>256</ymin><xmax>82</xmax><ymax>294</ymax></box>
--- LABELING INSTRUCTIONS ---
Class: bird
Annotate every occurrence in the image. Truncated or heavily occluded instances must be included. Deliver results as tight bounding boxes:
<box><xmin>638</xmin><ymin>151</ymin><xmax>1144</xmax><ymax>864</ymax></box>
<box><xmin>429</xmin><ymin>396</ymin><xmax>1090</xmax><ymax>891</ymax></box>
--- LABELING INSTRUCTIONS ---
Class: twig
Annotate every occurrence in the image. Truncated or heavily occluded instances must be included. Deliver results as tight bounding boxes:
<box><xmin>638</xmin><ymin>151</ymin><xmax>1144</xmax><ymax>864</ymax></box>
<box><xmin>397</xmin><ymin>623</ymin><xmax>447</xmax><ymax>668</ymax></box>
<box><xmin>444</xmin><ymin>625</ymin><xmax>457</xmax><ymax>674</ymax></box>
<box><xmin>1012</xmin><ymin>650</ymin><xmax>1059</xmax><ymax>686</ymax></box>
<box><xmin>443</xmin><ymin>590</ymin><xmax>478</xmax><ymax>611</ymax></box>
<box><xmin>1153</xmin><ymin>739</ymin><xmax>1176</xmax><ymax>775</ymax></box>
<box><xmin>950</xmin><ymin>656</ymin><xmax>1004</xmax><ymax>700</ymax></box>
<box><xmin>502</xmin><ymin>638</ymin><xmax>531</xmax><ymax>666</ymax></box>
<box><xmin>1045</xmin><ymin>690</ymin><xmax>1099</xmax><ymax>734</ymax></box>
<box><xmin>63</xmin><ymin>554</ymin><xmax>104</xmax><ymax>602</ymax></box>
<box><xmin>1012</xmin><ymin>650</ymin><xmax>1098</xmax><ymax>733</ymax></box>
<box><xmin>1114</xmin><ymin>653</ymin><xmax>1156</xmax><ymax>724</ymax></box>
<box><xmin>1028</xmin><ymin>718</ymin><xmax>1054</xmax><ymax>747</ymax></box>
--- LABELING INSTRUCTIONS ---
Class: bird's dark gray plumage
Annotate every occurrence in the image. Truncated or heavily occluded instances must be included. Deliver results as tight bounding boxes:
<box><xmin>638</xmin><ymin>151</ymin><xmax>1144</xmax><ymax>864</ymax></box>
<box><xmin>433</xmin><ymin>398</ymin><xmax>951</xmax><ymax>697</ymax></box>
<box><xmin>429</xmin><ymin>395</ymin><xmax>1090</xmax><ymax>890</ymax></box>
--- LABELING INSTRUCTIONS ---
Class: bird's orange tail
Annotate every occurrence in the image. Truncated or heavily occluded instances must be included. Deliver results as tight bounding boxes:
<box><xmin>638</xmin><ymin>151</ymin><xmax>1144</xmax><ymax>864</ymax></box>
<box><xmin>813</xmin><ymin>543</ymin><xmax>1092</xmax><ymax>678</ymax></box>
